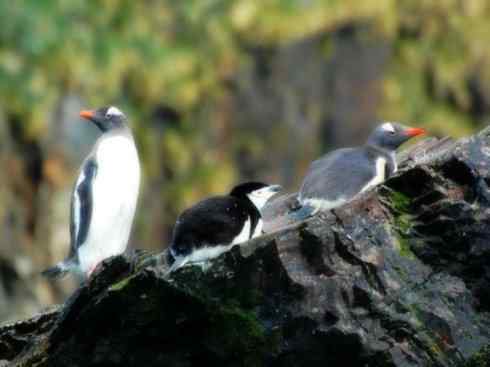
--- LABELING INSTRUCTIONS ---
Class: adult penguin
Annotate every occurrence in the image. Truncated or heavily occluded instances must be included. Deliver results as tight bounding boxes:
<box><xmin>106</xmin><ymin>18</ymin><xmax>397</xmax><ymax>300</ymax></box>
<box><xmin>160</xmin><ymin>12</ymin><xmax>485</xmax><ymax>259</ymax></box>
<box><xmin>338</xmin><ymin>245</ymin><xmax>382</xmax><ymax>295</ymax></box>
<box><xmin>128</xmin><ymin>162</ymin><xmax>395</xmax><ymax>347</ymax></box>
<box><xmin>42</xmin><ymin>106</ymin><xmax>141</xmax><ymax>279</ymax></box>
<box><xmin>296</xmin><ymin>122</ymin><xmax>425</xmax><ymax>218</ymax></box>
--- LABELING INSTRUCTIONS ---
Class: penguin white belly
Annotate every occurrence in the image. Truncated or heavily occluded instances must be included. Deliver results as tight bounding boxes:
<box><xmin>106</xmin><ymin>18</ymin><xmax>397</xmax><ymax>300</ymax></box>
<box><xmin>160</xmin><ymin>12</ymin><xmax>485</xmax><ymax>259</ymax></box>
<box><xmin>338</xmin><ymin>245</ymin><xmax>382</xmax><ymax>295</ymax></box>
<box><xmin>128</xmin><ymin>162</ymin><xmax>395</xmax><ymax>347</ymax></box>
<box><xmin>251</xmin><ymin>219</ymin><xmax>263</xmax><ymax>239</ymax></box>
<box><xmin>179</xmin><ymin>217</ymin><xmax>252</xmax><ymax>265</ymax></box>
<box><xmin>391</xmin><ymin>152</ymin><xmax>398</xmax><ymax>173</ymax></box>
<box><xmin>231</xmin><ymin>217</ymin><xmax>251</xmax><ymax>245</ymax></box>
<box><xmin>183</xmin><ymin>244</ymin><xmax>236</xmax><ymax>264</ymax></box>
<box><xmin>78</xmin><ymin>136</ymin><xmax>140</xmax><ymax>274</ymax></box>
<box><xmin>360</xmin><ymin>157</ymin><xmax>387</xmax><ymax>193</ymax></box>
<box><xmin>301</xmin><ymin>197</ymin><xmax>348</xmax><ymax>213</ymax></box>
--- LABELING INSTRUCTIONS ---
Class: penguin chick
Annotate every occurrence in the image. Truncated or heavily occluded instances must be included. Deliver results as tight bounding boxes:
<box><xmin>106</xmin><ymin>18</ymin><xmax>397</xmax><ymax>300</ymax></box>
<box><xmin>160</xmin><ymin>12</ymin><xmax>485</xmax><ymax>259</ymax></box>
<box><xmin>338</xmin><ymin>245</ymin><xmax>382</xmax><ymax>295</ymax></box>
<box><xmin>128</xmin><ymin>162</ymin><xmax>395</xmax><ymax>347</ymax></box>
<box><xmin>167</xmin><ymin>182</ymin><xmax>282</xmax><ymax>271</ymax></box>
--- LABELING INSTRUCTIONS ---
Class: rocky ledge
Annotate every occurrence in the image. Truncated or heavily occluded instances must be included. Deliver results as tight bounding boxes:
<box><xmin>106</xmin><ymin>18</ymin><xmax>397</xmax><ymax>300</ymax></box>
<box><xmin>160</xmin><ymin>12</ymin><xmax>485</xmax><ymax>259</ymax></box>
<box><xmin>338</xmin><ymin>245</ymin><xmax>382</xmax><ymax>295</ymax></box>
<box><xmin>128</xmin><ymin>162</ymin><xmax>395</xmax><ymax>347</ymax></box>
<box><xmin>2</xmin><ymin>128</ymin><xmax>490</xmax><ymax>367</ymax></box>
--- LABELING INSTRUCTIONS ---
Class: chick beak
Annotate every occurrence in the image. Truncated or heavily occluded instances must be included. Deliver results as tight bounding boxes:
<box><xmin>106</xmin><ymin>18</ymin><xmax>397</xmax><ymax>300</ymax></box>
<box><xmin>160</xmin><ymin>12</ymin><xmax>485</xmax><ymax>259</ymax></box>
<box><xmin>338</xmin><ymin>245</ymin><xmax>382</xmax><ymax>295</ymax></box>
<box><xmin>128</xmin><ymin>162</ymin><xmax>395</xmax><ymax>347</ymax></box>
<box><xmin>269</xmin><ymin>185</ymin><xmax>282</xmax><ymax>193</ymax></box>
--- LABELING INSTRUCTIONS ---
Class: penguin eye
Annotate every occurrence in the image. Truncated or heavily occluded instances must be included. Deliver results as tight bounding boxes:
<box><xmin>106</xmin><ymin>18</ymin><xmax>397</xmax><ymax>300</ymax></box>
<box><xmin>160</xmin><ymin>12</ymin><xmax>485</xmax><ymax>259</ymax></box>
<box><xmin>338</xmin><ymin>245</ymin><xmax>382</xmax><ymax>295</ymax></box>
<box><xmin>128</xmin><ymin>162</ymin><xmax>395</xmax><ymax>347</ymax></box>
<box><xmin>105</xmin><ymin>107</ymin><xmax>123</xmax><ymax>119</ymax></box>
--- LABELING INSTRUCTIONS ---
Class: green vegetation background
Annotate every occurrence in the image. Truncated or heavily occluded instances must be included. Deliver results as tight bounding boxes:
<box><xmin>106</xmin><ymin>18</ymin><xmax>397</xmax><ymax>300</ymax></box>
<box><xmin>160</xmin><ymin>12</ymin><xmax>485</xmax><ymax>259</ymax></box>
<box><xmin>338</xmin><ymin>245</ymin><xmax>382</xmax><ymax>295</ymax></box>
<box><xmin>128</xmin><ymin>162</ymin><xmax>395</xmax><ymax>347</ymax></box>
<box><xmin>0</xmin><ymin>0</ymin><xmax>489</xmax><ymax>320</ymax></box>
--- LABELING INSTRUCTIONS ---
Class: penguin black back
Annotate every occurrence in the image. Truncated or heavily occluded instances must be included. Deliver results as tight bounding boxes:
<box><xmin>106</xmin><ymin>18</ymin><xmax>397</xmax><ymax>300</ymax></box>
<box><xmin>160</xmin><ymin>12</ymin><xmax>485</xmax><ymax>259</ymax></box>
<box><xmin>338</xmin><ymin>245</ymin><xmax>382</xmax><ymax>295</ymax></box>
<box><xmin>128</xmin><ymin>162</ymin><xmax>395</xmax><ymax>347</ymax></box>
<box><xmin>229</xmin><ymin>182</ymin><xmax>269</xmax><ymax>199</ymax></box>
<box><xmin>295</xmin><ymin>121</ymin><xmax>426</xmax><ymax>219</ymax></box>
<box><xmin>168</xmin><ymin>182</ymin><xmax>281</xmax><ymax>268</ymax></box>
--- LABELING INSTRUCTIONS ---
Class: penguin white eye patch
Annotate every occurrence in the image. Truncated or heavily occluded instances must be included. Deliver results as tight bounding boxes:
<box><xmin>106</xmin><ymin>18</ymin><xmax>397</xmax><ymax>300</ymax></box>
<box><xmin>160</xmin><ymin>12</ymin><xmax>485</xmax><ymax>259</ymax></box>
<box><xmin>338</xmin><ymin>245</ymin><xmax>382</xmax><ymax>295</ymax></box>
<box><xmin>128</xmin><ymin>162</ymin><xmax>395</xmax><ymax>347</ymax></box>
<box><xmin>381</xmin><ymin>122</ymin><xmax>395</xmax><ymax>133</ymax></box>
<box><xmin>249</xmin><ymin>186</ymin><xmax>277</xmax><ymax>198</ymax></box>
<box><xmin>106</xmin><ymin>106</ymin><xmax>124</xmax><ymax>118</ymax></box>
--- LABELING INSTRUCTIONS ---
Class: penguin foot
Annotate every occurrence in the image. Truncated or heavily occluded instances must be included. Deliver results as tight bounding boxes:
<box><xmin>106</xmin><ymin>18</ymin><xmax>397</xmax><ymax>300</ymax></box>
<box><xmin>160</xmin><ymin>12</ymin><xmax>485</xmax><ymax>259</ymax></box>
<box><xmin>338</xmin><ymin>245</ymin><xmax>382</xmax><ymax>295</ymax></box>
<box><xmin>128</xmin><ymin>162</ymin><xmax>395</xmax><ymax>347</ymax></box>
<box><xmin>164</xmin><ymin>256</ymin><xmax>188</xmax><ymax>277</ymax></box>
<box><xmin>289</xmin><ymin>204</ymin><xmax>316</xmax><ymax>222</ymax></box>
<box><xmin>41</xmin><ymin>260</ymin><xmax>73</xmax><ymax>279</ymax></box>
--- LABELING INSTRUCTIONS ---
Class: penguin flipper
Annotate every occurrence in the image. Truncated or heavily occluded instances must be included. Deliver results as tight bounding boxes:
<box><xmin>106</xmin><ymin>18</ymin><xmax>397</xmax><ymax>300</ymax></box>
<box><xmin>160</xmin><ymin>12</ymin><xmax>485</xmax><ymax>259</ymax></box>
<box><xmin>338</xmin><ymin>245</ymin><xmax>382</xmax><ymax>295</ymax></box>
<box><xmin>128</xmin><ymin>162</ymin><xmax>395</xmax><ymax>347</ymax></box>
<box><xmin>41</xmin><ymin>260</ymin><xmax>74</xmax><ymax>279</ymax></box>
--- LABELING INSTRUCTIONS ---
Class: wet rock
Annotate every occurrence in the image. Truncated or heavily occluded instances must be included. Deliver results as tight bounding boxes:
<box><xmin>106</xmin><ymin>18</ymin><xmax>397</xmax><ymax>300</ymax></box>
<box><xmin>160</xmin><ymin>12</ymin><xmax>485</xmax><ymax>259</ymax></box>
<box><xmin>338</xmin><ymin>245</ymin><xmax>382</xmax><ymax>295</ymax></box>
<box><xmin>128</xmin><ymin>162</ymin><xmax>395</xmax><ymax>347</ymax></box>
<box><xmin>2</xmin><ymin>127</ymin><xmax>490</xmax><ymax>366</ymax></box>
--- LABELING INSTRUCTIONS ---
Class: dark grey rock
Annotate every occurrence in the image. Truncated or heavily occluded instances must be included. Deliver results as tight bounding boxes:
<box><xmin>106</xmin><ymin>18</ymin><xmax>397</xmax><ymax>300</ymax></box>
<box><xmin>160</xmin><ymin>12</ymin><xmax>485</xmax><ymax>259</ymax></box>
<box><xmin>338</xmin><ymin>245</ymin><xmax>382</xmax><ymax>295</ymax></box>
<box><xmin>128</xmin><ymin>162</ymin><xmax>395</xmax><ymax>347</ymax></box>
<box><xmin>2</xmin><ymin>128</ymin><xmax>490</xmax><ymax>367</ymax></box>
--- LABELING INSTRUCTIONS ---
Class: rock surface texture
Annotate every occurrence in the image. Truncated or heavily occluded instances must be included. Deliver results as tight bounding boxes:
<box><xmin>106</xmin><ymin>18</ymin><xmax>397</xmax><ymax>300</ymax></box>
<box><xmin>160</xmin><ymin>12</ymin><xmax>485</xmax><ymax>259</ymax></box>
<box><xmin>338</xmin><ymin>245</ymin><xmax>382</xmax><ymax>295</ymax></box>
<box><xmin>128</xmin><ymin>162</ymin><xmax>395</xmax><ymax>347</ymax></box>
<box><xmin>2</xmin><ymin>128</ymin><xmax>490</xmax><ymax>367</ymax></box>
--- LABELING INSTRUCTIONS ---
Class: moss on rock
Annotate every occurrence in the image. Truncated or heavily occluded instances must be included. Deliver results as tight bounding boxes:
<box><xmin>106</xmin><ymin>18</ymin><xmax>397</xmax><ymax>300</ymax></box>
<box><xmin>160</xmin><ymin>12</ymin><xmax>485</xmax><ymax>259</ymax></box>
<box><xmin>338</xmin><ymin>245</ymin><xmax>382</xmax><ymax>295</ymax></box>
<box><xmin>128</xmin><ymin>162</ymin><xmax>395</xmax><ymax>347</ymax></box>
<box><xmin>463</xmin><ymin>345</ymin><xmax>490</xmax><ymax>367</ymax></box>
<box><xmin>205</xmin><ymin>305</ymin><xmax>269</xmax><ymax>364</ymax></box>
<box><xmin>384</xmin><ymin>188</ymin><xmax>418</xmax><ymax>259</ymax></box>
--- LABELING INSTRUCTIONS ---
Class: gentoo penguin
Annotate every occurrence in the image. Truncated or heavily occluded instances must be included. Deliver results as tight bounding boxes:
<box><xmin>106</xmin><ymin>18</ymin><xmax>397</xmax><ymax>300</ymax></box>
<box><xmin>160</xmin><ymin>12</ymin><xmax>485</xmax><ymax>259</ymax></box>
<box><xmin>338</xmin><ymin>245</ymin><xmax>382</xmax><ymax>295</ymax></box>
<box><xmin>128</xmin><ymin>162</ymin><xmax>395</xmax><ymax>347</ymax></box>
<box><xmin>42</xmin><ymin>106</ymin><xmax>141</xmax><ymax>279</ymax></box>
<box><xmin>167</xmin><ymin>182</ymin><xmax>282</xmax><ymax>271</ymax></box>
<box><xmin>295</xmin><ymin>122</ymin><xmax>425</xmax><ymax>218</ymax></box>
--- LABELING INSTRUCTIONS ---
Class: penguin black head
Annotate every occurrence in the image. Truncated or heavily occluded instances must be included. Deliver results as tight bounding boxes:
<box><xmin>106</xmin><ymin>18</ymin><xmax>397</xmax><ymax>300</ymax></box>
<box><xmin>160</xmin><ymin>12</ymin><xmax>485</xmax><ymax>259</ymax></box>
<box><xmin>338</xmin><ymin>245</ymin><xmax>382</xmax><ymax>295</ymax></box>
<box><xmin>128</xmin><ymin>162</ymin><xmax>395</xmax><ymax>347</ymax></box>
<box><xmin>230</xmin><ymin>182</ymin><xmax>282</xmax><ymax>210</ymax></box>
<box><xmin>367</xmin><ymin>122</ymin><xmax>426</xmax><ymax>151</ymax></box>
<box><xmin>80</xmin><ymin>106</ymin><xmax>127</xmax><ymax>132</ymax></box>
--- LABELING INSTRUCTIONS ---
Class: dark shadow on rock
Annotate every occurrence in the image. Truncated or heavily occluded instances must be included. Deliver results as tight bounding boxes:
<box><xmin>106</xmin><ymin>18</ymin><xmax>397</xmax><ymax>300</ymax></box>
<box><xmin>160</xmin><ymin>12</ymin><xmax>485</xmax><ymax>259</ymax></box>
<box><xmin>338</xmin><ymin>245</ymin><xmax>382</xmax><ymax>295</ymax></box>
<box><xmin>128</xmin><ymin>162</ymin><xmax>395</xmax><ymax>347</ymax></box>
<box><xmin>3</xmin><ymin>129</ymin><xmax>490</xmax><ymax>366</ymax></box>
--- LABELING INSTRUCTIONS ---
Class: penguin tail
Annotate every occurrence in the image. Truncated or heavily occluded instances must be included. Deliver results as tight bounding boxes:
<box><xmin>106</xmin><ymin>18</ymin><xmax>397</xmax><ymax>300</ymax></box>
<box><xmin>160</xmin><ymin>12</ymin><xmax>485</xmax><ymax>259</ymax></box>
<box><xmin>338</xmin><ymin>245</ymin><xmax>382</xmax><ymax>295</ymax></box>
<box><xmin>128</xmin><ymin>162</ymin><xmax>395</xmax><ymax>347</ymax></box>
<box><xmin>41</xmin><ymin>260</ymin><xmax>74</xmax><ymax>279</ymax></box>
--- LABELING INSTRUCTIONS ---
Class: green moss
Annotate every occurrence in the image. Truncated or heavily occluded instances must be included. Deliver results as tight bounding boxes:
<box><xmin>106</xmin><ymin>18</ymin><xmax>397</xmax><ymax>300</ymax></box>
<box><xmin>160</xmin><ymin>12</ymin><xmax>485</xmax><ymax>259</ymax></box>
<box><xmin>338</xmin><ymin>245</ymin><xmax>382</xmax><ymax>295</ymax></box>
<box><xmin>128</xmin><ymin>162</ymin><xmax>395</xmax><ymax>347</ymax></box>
<box><xmin>405</xmin><ymin>304</ymin><xmax>470</xmax><ymax>365</ymax></box>
<box><xmin>389</xmin><ymin>190</ymin><xmax>411</xmax><ymax>214</ymax></box>
<box><xmin>395</xmin><ymin>235</ymin><xmax>416</xmax><ymax>259</ymax></box>
<box><xmin>385</xmin><ymin>189</ymin><xmax>419</xmax><ymax>259</ymax></box>
<box><xmin>396</xmin><ymin>213</ymin><xmax>413</xmax><ymax>234</ymax></box>
<box><xmin>428</xmin><ymin>340</ymin><xmax>443</xmax><ymax>357</ymax></box>
<box><xmin>205</xmin><ymin>305</ymin><xmax>270</xmax><ymax>365</ymax></box>
<box><xmin>170</xmin><ymin>263</ymin><xmax>278</xmax><ymax>364</ymax></box>
<box><xmin>406</xmin><ymin>304</ymin><xmax>448</xmax><ymax>363</ymax></box>
<box><xmin>220</xmin><ymin>306</ymin><xmax>266</xmax><ymax>345</ymax></box>
<box><xmin>406</xmin><ymin>303</ymin><xmax>424</xmax><ymax>328</ymax></box>
<box><xmin>108</xmin><ymin>275</ymin><xmax>135</xmax><ymax>292</ymax></box>
<box><xmin>463</xmin><ymin>345</ymin><xmax>490</xmax><ymax>367</ymax></box>
<box><xmin>172</xmin><ymin>257</ymin><xmax>267</xmax><ymax>311</ymax></box>
<box><xmin>391</xmin><ymin>262</ymin><xmax>407</xmax><ymax>279</ymax></box>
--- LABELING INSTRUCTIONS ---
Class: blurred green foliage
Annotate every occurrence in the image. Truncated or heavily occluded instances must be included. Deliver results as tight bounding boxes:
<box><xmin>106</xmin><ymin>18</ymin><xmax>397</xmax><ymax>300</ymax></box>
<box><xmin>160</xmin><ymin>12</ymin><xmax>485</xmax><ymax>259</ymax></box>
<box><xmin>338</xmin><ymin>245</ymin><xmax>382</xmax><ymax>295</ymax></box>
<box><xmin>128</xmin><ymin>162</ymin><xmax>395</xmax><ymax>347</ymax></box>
<box><xmin>1</xmin><ymin>0</ymin><xmax>489</xmax><ymax>239</ymax></box>
<box><xmin>2</xmin><ymin>1</ymin><xmax>489</xmax><ymax>130</ymax></box>
<box><xmin>1</xmin><ymin>0</ymin><xmax>490</xmax><ymax>317</ymax></box>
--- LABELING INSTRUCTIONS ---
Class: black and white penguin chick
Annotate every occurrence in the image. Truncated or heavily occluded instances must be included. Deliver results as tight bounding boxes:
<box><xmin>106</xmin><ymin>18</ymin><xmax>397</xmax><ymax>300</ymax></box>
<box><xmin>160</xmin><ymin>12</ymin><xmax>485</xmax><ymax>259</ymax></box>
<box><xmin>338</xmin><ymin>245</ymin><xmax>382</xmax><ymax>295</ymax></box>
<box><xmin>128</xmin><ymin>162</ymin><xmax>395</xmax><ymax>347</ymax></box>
<box><xmin>42</xmin><ymin>106</ymin><xmax>141</xmax><ymax>280</ymax></box>
<box><xmin>167</xmin><ymin>182</ymin><xmax>282</xmax><ymax>271</ymax></box>
<box><xmin>295</xmin><ymin>122</ymin><xmax>426</xmax><ymax>218</ymax></box>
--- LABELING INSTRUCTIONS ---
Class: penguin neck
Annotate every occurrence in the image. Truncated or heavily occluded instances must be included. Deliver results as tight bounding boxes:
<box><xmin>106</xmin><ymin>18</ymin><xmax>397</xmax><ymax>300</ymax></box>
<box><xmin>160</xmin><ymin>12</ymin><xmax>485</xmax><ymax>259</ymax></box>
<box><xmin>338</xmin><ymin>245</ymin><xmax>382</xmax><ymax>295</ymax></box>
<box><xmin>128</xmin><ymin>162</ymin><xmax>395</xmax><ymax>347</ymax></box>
<box><xmin>93</xmin><ymin>118</ymin><xmax>130</xmax><ymax>133</ymax></box>
<box><xmin>94</xmin><ymin>127</ymin><xmax>136</xmax><ymax>162</ymax></box>
<box><xmin>365</xmin><ymin>144</ymin><xmax>398</xmax><ymax>173</ymax></box>
<box><xmin>102</xmin><ymin>125</ymin><xmax>133</xmax><ymax>139</ymax></box>
<box><xmin>366</xmin><ymin>143</ymin><xmax>394</xmax><ymax>159</ymax></box>
<box><xmin>241</xmin><ymin>197</ymin><xmax>262</xmax><ymax>238</ymax></box>
<box><xmin>235</xmin><ymin>196</ymin><xmax>261</xmax><ymax>226</ymax></box>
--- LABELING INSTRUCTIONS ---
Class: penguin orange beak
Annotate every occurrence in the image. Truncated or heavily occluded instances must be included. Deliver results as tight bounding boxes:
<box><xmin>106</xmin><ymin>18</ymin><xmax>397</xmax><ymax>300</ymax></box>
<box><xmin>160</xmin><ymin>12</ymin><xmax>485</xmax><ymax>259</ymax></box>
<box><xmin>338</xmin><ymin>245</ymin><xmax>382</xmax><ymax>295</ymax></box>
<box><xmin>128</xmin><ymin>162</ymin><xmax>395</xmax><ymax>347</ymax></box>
<box><xmin>405</xmin><ymin>127</ymin><xmax>426</xmax><ymax>137</ymax></box>
<box><xmin>79</xmin><ymin>110</ymin><xmax>95</xmax><ymax>120</ymax></box>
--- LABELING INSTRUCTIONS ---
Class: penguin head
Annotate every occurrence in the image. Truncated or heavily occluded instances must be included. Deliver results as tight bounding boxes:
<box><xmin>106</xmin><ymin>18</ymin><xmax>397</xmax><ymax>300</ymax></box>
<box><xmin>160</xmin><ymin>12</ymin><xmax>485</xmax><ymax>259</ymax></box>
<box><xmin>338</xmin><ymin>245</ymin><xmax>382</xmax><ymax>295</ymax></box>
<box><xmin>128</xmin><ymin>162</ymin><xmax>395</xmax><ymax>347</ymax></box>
<box><xmin>80</xmin><ymin>106</ymin><xmax>127</xmax><ymax>132</ymax></box>
<box><xmin>367</xmin><ymin>122</ymin><xmax>426</xmax><ymax>151</ymax></box>
<box><xmin>230</xmin><ymin>182</ymin><xmax>282</xmax><ymax>210</ymax></box>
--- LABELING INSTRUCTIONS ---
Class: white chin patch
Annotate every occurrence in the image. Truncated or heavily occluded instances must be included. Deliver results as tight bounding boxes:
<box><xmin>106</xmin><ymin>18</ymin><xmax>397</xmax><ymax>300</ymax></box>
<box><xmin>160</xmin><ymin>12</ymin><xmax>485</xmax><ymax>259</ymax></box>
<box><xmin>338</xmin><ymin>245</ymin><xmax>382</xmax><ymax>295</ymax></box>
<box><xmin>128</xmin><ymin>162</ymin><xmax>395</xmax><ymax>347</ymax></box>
<box><xmin>106</xmin><ymin>106</ymin><xmax>124</xmax><ymax>118</ymax></box>
<box><xmin>247</xmin><ymin>186</ymin><xmax>280</xmax><ymax>210</ymax></box>
<box><xmin>381</xmin><ymin>122</ymin><xmax>395</xmax><ymax>133</ymax></box>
